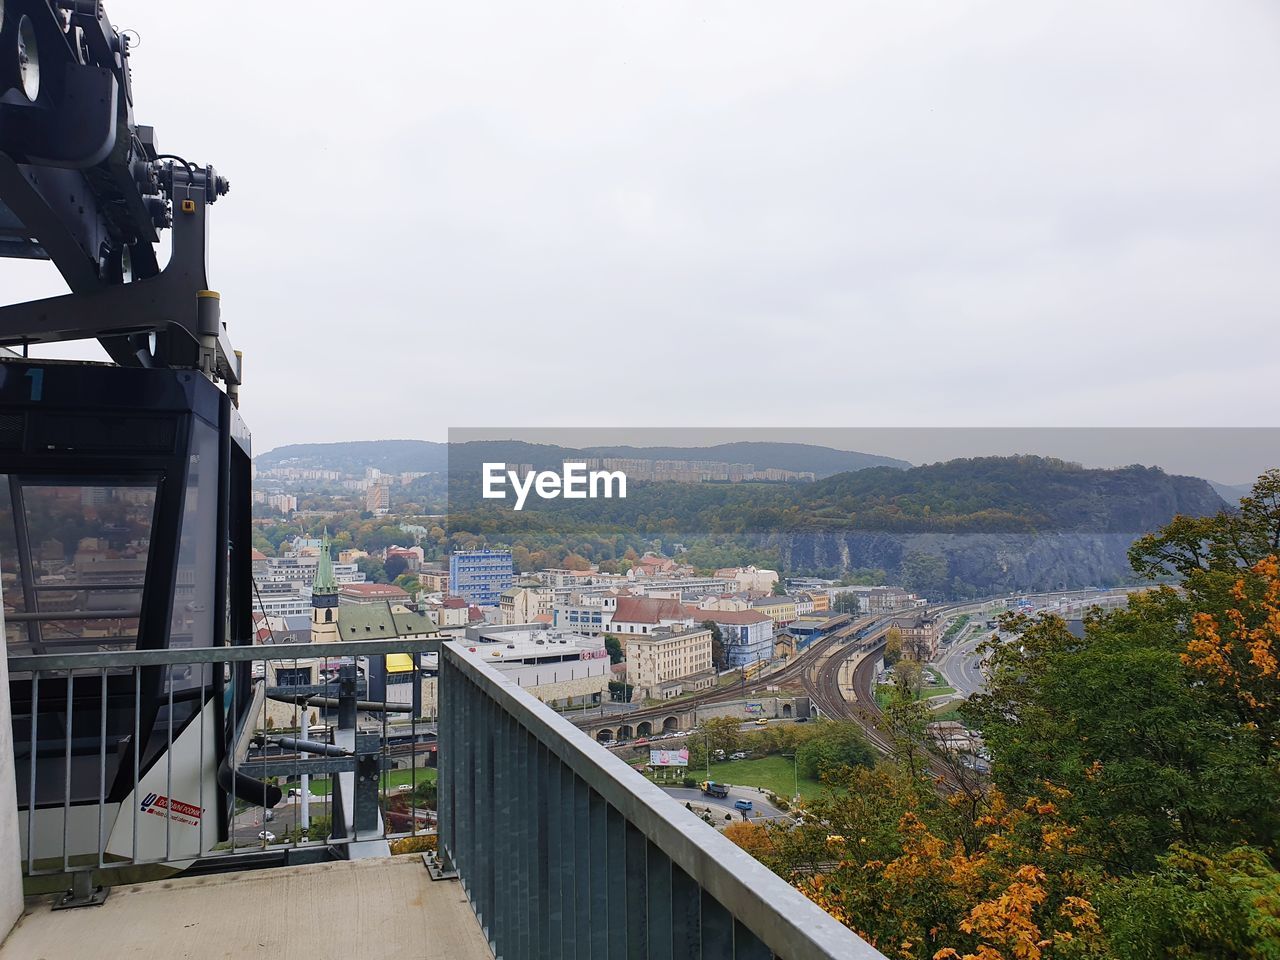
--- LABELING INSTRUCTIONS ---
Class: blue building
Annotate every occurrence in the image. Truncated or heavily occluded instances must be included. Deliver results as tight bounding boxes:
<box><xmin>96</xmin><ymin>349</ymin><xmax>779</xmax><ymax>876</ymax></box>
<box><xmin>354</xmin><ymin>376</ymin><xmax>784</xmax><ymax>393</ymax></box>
<box><xmin>448</xmin><ymin>549</ymin><xmax>515</xmax><ymax>606</ymax></box>
<box><xmin>701</xmin><ymin>610</ymin><xmax>774</xmax><ymax>668</ymax></box>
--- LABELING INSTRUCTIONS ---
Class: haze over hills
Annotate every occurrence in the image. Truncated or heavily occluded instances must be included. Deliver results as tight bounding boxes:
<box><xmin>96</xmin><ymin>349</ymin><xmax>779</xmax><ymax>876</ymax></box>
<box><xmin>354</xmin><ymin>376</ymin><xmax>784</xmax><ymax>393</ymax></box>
<box><xmin>255</xmin><ymin>439</ymin><xmax>910</xmax><ymax>477</ymax></box>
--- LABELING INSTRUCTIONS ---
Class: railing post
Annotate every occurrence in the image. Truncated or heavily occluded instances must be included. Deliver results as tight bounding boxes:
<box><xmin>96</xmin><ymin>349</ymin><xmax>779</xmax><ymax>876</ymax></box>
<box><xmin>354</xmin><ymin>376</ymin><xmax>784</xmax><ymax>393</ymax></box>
<box><xmin>0</xmin><ymin>592</ymin><xmax>24</xmax><ymax>937</ymax></box>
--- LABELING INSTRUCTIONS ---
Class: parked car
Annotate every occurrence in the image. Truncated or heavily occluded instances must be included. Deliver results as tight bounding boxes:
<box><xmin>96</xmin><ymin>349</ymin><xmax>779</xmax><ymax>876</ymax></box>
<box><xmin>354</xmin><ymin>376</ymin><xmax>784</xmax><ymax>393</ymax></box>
<box><xmin>729</xmin><ymin>752</ymin><xmax>747</xmax><ymax>761</ymax></box>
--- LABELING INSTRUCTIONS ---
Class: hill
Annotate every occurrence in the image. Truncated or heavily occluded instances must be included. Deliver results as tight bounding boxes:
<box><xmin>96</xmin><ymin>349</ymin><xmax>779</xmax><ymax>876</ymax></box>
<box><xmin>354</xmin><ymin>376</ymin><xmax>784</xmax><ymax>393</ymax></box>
<box><xmin>255</xmin><ymin>438</ymin><xmax>908</xmax><ymax>477</ymax></box>
<box><xmin>445</xmin><ymin>456</ymin><xmax>1230</xmax><ymax>597</ymax></box>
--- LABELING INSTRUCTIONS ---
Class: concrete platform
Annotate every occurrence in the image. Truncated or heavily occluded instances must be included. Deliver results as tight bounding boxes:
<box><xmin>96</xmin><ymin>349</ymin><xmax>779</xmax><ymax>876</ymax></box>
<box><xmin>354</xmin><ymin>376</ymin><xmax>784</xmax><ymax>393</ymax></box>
<box><xmin>0</xmin><ymin>855</ymin><xmax>492</xmax><ymax>960</ymax></box>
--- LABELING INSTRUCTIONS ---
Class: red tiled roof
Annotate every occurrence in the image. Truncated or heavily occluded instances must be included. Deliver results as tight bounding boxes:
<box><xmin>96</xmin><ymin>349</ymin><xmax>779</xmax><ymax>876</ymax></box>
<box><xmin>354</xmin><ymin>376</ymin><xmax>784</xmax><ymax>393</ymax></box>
<box><xmin>612</xmin><ymin>596</ymin><xmax>689</xmax><ymax>624</ymax></box>
<box><xmin>251</xmin><ymin>549</ymin><xmax>268</xmax><ymax>561</ymax></box>
<box><xmin>686</xmin><ymin>608</ymin><xmax>772</xmax><ymax>626</ymax></box>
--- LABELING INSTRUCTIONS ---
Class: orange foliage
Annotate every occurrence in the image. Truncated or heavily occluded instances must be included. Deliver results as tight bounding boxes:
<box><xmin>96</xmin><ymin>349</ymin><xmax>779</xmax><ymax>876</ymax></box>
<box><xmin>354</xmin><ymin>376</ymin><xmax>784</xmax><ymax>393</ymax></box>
<box><xmin>723</xmin><ymin>821</ymin><xmax>775</xmax><ymax>861</ymax></box>
<box><xmin>1185</xmin><ymin>555</ymin><xmax>1280</xmax><ymax>739</ymax></box>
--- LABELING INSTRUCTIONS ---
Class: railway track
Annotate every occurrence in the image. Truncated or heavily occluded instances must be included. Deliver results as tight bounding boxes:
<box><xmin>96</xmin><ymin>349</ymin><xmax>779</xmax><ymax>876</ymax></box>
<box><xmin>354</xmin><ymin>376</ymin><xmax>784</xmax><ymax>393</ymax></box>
<box><xmin>575</xmin><ymin>612</ymin><xmax>870</xmax><ymax>729</ymax></box>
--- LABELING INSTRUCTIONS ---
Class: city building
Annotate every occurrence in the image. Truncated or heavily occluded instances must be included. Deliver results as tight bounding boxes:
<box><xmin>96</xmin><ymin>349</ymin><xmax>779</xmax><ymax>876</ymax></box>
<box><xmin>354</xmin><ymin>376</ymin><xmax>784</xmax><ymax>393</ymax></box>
<box><xmin>385</xmin><ymin>545</ymin><xmax>424</xmax><ymax>571</ymax></box>
<box><xmin>365</xmin><ymin>480</ymin><xmax>390</xmax><ymax>515</ymax></box>
<box><xmin>339</xmin><ymin>582</ymin><xmax>412</xmax><ymax>606</ymax></box>
<box><xmin>449</xmin><ymin>549</ymin><xmax>515</xmax><ymax>606</ymax></box>
<box><xmin>694</xmin><ymin>609</ymin><xmax>773</xmax><ymax>668</ymax></box>
<box><xmin>462</xmin><ymin>626</ymin><xmax>611</xmax><ymax>708</ymax></box>
<box><xmin>714</xmin><ymin>565</ymin><xmax>779</xmax><ymax>594</ymax></box>
<box><xmin>310</xmin><ymin>533</ymin><xmax>341</xmax><ymax>643</ymax></box>
<box><xmin>609</xmin><ymin>595</ymin><xmax>694</xmax><ymax>636</ymax></box>
<box><xmin>625</xmin><ymin>624</ymin><xmax>716</xmax><ymax>701</ymax></box>
<box><xmin>804</xmin><ymin>590</ymin><xmax>831</xmax><ymax>614</ymax></box>
<box><xmin>750</xmin><ymin>595</ymin><xmax>798</xmax><ymax>627</ymax></box>
<box><xmin>498</xmin><ymin>580</ymin><xmax>554</xmax><ymax>625</ymax></box>
<box><xmin>894</xmin><ymin>611</ymin><xmax>940</xmax><ymax>660</ymax></box>
<box><xmin>419</xmin><ymin>567</ymin><xmax>449</xmax><ymax>593</ymax></box>
<box><xmin>551</xmin><ymin>593</ymin><xmax>617</xmax><ymax>636</ymax></box>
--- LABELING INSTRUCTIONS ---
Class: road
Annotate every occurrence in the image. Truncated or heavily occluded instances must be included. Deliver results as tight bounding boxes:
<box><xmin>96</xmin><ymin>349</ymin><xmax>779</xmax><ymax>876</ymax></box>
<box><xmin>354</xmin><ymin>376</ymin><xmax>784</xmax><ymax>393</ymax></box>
<box><xmin>661</xmin><ymin>785</ymin><xmax>790</xmax><ymax>822</ymax></box>
<box><xmin>934</xmin><ymin>627</ymin><xmax>993</xmax><ymax>697</ymax></box>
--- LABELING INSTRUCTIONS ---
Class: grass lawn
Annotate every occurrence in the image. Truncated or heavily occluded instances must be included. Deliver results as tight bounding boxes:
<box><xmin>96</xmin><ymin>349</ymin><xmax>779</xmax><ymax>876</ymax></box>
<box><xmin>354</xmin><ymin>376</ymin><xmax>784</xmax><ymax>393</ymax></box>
<box><xmin>703</xmin><ymin>756</ymin><xmax>828</xmax><ymax>800</ymax></box>
<box><xmin>300</xmin><ymin>767</ymin><xmax>437</xmax><ymax>797</ymax></box>
<box><xmin>876</xmin><ymin>683</ymin><xmax>957</xmax><ymax>707</ymax></box>
<box><xmin>930</xmin><ymin>703</ymin><xmax>966</xmax><ymax>723</ymax></box>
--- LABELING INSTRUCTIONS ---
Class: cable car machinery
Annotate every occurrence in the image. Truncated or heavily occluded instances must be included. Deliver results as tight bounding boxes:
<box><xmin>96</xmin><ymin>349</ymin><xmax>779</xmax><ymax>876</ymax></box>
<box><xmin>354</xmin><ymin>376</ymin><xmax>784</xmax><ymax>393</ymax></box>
<box><xmin>0</xmin><ymin>1</ymin><xmax>392</xmax><ymax>900</ymax></box>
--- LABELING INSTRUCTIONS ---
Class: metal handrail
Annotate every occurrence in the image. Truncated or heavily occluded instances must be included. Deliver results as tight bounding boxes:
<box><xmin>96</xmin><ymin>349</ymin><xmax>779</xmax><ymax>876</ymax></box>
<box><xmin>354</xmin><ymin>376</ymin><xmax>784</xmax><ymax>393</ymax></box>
<box><xmin>8</xmin><ymin>638</ymin><xmax>439</xmax><ymax>672</ymax></box>
<box><xmin>441</xmin><ymin>640</ymin><xmax>883</xmax><ymax>960</ymax></box>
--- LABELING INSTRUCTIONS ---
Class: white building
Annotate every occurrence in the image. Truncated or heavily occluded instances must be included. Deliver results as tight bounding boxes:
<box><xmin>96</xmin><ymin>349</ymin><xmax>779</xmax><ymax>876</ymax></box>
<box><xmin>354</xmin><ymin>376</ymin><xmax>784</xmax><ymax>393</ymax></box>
<box><xmin>625</xmin><ymin>625</ymin><xmax>715</xmax><ymax>701</ymax></box>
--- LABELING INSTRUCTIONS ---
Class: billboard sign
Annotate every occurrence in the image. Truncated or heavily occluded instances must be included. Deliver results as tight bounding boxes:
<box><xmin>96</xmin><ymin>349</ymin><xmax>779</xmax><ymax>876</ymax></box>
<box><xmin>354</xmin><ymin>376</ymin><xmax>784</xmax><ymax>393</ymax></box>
<box><xmin>649</xmin><ymin>749</ymin><xmax>689</xmax><ymax>767</ymax></box>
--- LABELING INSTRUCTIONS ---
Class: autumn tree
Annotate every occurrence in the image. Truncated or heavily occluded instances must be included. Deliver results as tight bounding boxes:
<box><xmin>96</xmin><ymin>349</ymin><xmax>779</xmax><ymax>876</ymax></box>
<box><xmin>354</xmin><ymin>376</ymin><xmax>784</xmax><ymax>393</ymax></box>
<box><xmin>884</xmin><ymin>624</ymin><xmax>904</xmax><ymax>665</ymax></box>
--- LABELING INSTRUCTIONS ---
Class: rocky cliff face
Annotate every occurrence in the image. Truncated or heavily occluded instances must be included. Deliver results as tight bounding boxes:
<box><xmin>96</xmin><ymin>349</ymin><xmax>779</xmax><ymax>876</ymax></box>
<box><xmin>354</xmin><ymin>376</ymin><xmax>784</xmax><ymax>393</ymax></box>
<box><xmin>779</xmin><ymin>531</ymin><xmax>1148</xmax><ymax>597</ymax></box>
<box><xmin>777</xmin><ymin>470</ymin><xmax>1228</xmax><ymax>598</ymax></box>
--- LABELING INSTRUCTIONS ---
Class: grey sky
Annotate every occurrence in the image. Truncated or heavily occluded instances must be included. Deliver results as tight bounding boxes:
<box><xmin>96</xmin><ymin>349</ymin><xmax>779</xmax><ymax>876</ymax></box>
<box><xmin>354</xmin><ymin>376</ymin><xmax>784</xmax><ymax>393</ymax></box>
<box><xmin>4</xmin><ymin>1</ymin><xmax>1279</xmax><ymax>459</ymax></box>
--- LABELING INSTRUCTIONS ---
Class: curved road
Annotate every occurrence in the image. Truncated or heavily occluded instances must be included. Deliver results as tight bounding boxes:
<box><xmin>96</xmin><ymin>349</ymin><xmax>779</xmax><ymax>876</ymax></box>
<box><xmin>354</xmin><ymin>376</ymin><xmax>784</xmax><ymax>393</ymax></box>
<box><xmin>662</xmin><ymin>784</ymin><xmax>789</xmax><ymax>822</ymax></box>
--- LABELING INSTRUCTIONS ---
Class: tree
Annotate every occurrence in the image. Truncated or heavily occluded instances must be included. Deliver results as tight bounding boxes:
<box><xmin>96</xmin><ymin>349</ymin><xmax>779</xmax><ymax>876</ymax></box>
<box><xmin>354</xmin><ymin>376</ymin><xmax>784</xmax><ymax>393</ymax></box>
<box><xmin>724</xmin><ymin>821</ymin><xmax>774</xmax><ymax>860</ymax></box>
<box><xmin>701</xmin><ymin>620</ymin><xmax>726</xmax><ymax>670</ymax></box>
<box><xmin>967</xmin><ymin>470</ymin><xmax>1280</xmax><ymax>872</ymax></box>
<box><xmin>900</xmin><ymin>550</ymin><xmax>950</xmax><ymax>600</ymax></box>
<box><xmin>883</xmin><ymin>624</ymin><xmax>904</xmax><ymax>665</ymax></box>
<box><xmin>357</xmin><ymin>556</ymin><xmax>387</xmax><ymax>583</ymax></box>
<box><xmin>1095</xmin><ymin>845</ymin><xmax>1280</xmax><ymax>960</ymax></box>
<box><xmin>794</xmin><ymin>723</ymin><xmax>874</xmax><ymax>782</ymax></box>
<box><xmin>831</xmin><ymin>592</ymin><xmax>862</xmax><ymax>615</ymax></box>
<box><xmin>603</xmin><ymin>634</ymin><xmax>624</xmax><ymax>665</ymax></box>
<box><xmin>384</xmin><ymin>554</ymin><xmax>409</xmax><ymax>581</ymax></box>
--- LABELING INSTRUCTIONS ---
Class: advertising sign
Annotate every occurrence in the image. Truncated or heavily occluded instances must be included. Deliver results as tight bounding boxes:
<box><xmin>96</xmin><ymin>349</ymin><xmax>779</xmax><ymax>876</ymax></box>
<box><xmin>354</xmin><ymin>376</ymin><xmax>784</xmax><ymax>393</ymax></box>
<box><xmin>649</xmin><ymin>749</ymin><xmax>689</xmax><ymax>767</ymax></box>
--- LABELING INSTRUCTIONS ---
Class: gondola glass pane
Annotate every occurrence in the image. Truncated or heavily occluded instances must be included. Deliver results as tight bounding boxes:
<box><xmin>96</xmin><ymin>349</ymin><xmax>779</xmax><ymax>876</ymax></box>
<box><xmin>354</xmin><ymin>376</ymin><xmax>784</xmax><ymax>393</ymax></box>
<box><xmin>0</xmin><ymin>476</ymin><xmax>158</xmax><ymax>657</ymax></box>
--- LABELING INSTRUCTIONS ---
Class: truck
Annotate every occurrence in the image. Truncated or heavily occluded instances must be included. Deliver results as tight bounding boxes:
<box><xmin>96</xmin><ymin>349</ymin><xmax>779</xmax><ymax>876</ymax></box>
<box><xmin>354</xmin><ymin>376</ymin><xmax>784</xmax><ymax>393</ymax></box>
<box><xmin>700</xmin><ymin>780</ymin><xmax>729</xmax><ymax>799</ymax></box>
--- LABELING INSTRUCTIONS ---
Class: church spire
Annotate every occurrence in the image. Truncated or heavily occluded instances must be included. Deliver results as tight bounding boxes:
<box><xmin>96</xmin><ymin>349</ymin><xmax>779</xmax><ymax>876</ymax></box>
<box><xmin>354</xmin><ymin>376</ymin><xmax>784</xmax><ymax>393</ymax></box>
<box><xmin>313</xmin><ymin>529</ymin><xmax>337</xmax><ymax>596</ymax></box>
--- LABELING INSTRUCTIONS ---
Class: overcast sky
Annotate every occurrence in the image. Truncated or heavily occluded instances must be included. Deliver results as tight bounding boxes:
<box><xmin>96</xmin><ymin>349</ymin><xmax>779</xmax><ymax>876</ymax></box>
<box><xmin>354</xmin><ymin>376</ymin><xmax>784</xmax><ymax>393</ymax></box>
<box><xmin>4</xmin><ymin>1</ymin><xmax>1278</xmax><ymax>461</ymax></box>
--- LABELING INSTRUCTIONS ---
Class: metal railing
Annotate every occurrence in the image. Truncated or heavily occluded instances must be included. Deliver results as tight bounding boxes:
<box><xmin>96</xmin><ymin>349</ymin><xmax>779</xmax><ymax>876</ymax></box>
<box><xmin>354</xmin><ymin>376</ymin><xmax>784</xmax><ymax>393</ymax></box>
<box><xmin>439</xmin><ymin>641</ymin><xmax>884</xmax><ymax>960</ymax></box>
<box><xmin>7</xmin><ymin>638</ymin><xmax>440</xmax><ymax>903</ymax></box>
<box><xmin>8</xmin><ymin>635</ymin><xmax>885</xmax><ymax>956</ymax></box>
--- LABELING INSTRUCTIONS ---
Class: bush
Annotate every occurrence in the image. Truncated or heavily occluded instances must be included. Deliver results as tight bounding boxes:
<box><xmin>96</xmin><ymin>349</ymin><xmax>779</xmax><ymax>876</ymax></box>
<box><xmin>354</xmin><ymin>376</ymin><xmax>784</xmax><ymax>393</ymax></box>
<box><xmin>795</xmin><ymin>723</ymin><xmax>875</xmax><ymax>781</ymax></box>
<box><xmin>389</xmin><ymin>834</ymin><xmax>438</xmax><ymax>856</ymax></box>
<box><xmin>682</xmin><ymin>776</ymin><xmax>697</xmax><ymax>789</ymax></box>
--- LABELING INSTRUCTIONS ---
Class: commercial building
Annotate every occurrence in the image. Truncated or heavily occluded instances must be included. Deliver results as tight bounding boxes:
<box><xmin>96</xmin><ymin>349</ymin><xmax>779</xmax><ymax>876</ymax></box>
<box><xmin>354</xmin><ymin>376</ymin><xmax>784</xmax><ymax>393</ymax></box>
<box><xmin>625</xmin><ymin>625</ymin><xmax>716</xmax><ymax>701</ymax></box>
<box><xmin>462</xmin><ymin>626</ymin><xmax>611</xmax><ymax>708</ymax></box>
<box><xmin>339</xmin><ymin>582</ymin><xmax>412</xmax><ymax>606</ymax></box>
<box><xmin>449</xmin><ymin>549</ymin><xmax>515</xmax><ymax>606</ymax></box>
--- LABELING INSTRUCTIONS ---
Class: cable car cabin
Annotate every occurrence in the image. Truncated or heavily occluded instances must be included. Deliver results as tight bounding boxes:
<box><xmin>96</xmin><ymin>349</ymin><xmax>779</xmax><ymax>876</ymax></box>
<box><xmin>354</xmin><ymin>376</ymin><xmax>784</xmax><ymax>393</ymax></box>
<box><xmin>0</xmin><ymin>357</ymin><xmax>256</xmax><ymax>869</ymax></box>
